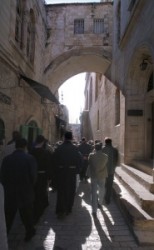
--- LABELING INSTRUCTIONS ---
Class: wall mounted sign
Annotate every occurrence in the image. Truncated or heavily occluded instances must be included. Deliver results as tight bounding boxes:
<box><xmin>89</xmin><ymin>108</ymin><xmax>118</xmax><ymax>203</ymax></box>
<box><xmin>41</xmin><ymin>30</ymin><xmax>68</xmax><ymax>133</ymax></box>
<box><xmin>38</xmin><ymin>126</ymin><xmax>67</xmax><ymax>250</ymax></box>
<box><xmin>127</xmin><ymin>110</ymin><xmax>143</xmax><ymax>116</ymax></box>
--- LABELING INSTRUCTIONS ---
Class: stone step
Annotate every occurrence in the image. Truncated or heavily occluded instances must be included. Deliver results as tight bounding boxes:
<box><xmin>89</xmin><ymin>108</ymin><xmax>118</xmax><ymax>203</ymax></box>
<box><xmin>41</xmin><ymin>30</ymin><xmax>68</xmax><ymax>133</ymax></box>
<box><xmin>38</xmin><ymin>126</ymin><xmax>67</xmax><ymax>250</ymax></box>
<box><xmin>115</xmin><ymin>166</ymin><xmax>154</xmax><ymax>217</ymax></box>
<box><xmin>121</xmin><ymin>163</ymin><xmax>154</xmax><ymax>193</ymax></box>
<box><xmin>132</xmin><ymin>160</ymin><xmax>154</xmax><ymax>176</ymax></box>
<box><xmin>113</xmin><ymin>174</ymin><xmax>154</xmax><ymax>245</ymax></box>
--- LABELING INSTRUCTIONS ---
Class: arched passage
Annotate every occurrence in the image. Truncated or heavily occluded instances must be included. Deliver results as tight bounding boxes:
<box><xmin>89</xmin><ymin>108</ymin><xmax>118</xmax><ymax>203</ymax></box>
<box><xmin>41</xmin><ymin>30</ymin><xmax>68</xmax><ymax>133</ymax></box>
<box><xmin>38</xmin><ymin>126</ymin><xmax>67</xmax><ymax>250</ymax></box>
<box><xmin>44</xmin><ymin>47</ymin><xmax>112</xmax><ymax>93</ymax></box>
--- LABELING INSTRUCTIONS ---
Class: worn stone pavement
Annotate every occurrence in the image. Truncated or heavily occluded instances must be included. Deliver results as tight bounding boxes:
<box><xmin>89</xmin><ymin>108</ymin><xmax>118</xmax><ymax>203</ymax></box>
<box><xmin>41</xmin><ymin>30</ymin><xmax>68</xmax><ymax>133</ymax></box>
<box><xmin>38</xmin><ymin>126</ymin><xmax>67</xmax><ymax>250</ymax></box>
<box><xmin>8</xmin><ymin>181</ymin><xmax>153</xmax><ymax>250</ymax></box>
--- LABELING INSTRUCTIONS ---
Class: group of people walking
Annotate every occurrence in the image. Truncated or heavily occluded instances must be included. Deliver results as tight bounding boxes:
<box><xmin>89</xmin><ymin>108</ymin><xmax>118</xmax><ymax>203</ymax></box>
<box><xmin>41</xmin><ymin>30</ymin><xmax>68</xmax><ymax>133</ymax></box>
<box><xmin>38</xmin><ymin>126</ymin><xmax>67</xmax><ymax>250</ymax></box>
<box><xmin>0</xmin><ymin>133</ymin><xmax>53</xmax><ymax>242</ymax></box>
<box><xmin>0</xmin><ymin>130</ymin><xmax>119</xmax><ymax>244</ymax></box>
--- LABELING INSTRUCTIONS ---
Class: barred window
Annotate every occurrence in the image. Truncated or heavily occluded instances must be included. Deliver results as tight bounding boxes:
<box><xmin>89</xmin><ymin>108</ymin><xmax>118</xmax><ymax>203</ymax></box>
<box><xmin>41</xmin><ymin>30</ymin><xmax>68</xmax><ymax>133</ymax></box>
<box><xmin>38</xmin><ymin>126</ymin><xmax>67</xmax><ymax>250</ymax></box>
<box><xmin>93</xmin><ymin>19</ymin><xmax>104</xmax><ymax>34</ymax></box>
<box><xmin>74</xmin><ymin>19</ymin><xmax>84</xmax><ymax>34</ymax></box>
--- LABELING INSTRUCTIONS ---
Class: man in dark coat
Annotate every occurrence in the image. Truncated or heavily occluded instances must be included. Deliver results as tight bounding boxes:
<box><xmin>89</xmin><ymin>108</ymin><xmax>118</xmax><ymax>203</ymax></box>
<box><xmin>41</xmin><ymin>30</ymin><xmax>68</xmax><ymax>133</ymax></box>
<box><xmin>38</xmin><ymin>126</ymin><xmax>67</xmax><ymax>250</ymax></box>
<box><xmin>53</xmin><ymin>131</ymin><xmax>82</xmax><ymax>219</ymax></box>
<box><xmin>102</xmin><ymin>137</ymin><xmax>119</xmax><ymax>204</ymax></box>
<box><xmin>30</xmin><ymin>135</ymin><xmax>52</xmax><ymax>224</ymax></box>
<box><xmin>0</xmin><ymin>138</ymin><xmax>37</xmax><ymax>241</ymax></box>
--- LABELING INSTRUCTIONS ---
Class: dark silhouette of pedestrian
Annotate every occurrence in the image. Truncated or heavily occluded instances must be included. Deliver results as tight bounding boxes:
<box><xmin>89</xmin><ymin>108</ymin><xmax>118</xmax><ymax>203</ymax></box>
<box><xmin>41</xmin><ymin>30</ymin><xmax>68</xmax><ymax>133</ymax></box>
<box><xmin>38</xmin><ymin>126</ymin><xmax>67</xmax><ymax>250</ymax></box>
<box><xmin>78</xmin><ymin>137</ymin><xmax>92</xmax><ymax>181</ymax></box>
<box><xmin>53</xmin><ymin>131</ymin><xmax>82</xmax><ymax>219</ymax></box>
<box><xmin>30</xmin><ymin>135</ymin><xmax>52</xmax><ymax>224</ymax></box>
<box><xmin>0</xmin><ymin>182</ymin><xmax>8</xmax><ymax>249</ymax></box>
<box><xmin>102</xmin><ymin>137</ymin><xmax>119</xmax><ymax>204</ymax></box>
<box><xmin>7</xmin><ymin>131</ymin><xmax>21</xmax><ymax>145</ymax></box>
<box><xmin>0</xmin><ymin>138</ymin><xmax>37</xmax><ymax>241</ymax></box>
<box><xmin>0</xmin><ymin>131</ymin><xmax>21</xmax><ymax>166</ymax></box>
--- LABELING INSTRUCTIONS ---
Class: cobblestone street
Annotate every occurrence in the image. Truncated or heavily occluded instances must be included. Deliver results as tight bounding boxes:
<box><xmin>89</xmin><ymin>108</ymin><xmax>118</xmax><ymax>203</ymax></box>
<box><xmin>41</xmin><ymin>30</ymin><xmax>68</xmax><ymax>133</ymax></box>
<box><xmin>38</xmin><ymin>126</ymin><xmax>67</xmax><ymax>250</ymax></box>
<box><xmin>8</xmin><ymin>181</ymin><xmax>153</xmax><ymax>250</ymax></box>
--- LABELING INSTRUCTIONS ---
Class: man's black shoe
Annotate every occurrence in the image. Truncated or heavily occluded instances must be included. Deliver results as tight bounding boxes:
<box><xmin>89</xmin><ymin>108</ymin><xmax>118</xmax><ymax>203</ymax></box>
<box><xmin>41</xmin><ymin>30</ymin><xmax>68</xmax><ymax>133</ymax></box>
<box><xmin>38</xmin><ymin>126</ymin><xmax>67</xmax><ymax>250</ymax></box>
<box><xmin>24</xmin><ymin>228</ymin><xmax>36</xmax><ymax>242</ymax></box>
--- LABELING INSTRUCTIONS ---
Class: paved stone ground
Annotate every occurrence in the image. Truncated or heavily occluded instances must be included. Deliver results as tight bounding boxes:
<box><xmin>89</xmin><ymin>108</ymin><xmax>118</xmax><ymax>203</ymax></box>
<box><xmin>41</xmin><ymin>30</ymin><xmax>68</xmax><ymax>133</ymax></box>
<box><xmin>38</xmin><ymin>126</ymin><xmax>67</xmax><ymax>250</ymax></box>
<box><xmin>8</xmin><ymin>181</ymin><xmax>153</xmax><ymax>250</ymax></box>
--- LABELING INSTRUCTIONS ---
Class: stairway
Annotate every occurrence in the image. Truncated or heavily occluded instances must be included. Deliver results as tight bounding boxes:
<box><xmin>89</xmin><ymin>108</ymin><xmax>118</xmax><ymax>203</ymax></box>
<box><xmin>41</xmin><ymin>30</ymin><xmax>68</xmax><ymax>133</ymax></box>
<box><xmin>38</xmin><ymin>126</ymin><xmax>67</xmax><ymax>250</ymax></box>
<box><xmin>113</xmin><ymin>163</ymin><xmax>154</xmax><ymax>246</ymax></box>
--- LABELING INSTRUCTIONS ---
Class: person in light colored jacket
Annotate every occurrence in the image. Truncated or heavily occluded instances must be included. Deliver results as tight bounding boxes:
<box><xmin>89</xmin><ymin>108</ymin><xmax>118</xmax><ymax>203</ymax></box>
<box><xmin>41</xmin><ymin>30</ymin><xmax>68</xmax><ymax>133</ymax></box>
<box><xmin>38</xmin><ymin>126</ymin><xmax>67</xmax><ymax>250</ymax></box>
<box><xmin>88</xmin><ymin>143</ymin><xmax>108</xmax><ymax>217</ymax></box>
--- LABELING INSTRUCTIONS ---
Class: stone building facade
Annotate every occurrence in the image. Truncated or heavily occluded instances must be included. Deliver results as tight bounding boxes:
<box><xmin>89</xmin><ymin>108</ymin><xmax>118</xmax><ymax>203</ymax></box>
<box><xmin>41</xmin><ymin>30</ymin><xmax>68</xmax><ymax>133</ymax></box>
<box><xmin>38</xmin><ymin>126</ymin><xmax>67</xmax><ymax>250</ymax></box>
<box><xmin>82</xmin><ymin>0</ymin><xmax>154</xmax><ymax>244</ymax></box>
<box><xmin>44</xmin><ymin>2</ymin><xmax>113</xmax><ymax>92</ymax></box>
<box><xmin>83</xmin><ymin>0</ymin><xmax>154</xmax><ymax>165</ymax></box>
<box><xmin>0</xmin><ymin>0</ymin><xmax>113</xmax><ymax>146</ymax></box>
<box><xmin>0</xmin><ymin>0</ymin><xmax>153</xmax><ymax>246</ymax></box>
<box><xmin>0</xmin><ymin>0</ymin><xmax>58</xmax><ymax>145</ymax></box>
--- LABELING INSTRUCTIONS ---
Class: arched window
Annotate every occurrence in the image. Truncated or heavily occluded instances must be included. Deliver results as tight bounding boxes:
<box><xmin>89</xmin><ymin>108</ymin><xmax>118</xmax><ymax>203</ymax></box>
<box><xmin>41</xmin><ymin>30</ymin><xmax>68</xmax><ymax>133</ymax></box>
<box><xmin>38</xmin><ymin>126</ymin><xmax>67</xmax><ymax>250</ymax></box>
<box><xmin>115</xmin><ymin>89</ymin><xmax>120</xmax><ymax>125</ymax></box>
<box><xmin>15</xmin><ymin>0</ymin><xmax>24</xmax><ymax>48</ymax></box>
<box><xmin>147</xmin><ymin>73</ymin><xmax>154</xmax><ymax>92</ymax></box>
<box><xmin>26</xmin><ymin>9</ymin><xmax>35</xmax><ymax>63</ymax></box>
<box><xmin>0</xmin><ymin>119</ymin><xmax>5</xmax><ymax>144</ymax></box>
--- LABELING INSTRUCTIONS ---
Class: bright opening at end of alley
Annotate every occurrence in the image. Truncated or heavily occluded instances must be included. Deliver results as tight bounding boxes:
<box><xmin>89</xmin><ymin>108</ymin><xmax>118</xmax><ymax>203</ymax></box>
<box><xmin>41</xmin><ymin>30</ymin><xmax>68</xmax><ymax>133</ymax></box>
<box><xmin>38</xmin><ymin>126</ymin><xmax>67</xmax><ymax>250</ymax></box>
<box><xmin>58</xmin><ymin>73</ymin><xmax>86</xmax><ymax>124</ymax></box>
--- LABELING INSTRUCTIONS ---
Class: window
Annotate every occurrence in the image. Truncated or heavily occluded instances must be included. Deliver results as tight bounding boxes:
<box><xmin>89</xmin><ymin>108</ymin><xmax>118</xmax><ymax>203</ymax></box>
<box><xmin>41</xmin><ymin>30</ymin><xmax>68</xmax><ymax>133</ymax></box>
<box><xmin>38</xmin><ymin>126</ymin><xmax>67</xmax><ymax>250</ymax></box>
<box><xmin>15</xmin><ymin>0</ymin><xmax>23</xmax><ymax>48</ymax></box>
<box><xmin>115</xmin><ymin>89</ymin><xmax>120</xmax><ymax>125</ymax></box>
<box><xmin>97</xmin><ymin>110</ymin><xmax>99</xmax><ymax>130</ymax></box>
<box><xmin>93</xmin><ymin>19</ymin><xmax>104</xmax><ymax>34</ymax></box>
<box><xmin>95</xmin><ymin>80</ymin><xmax>98</xmax><ymax>101</ymax></box>
<box><xmin>74</xmin><ymin>19</ymin><xmax>84</xmax><ymax>34</ymax></box>
<box><xmin>26</xmin><ymin>9</ymin><xmax>35</xmax><ymax>63</ymax></box>
<box><xmin>95</xmin><ymin>74</ymin><xmax>100</xmax><ymax>101</ymax></box>
<box><xmin>85</xmin><ymin>91</ymin><xmax>89</xmax><ymax>110</ymax></box>
<box><xmin>117</xmin><ymin>0</ymin><xmax>121</xmax><ymax>43</ymax></box>
<box><xmin>26</xmin><ymin>23</ymin><xmax>31</xmax><ymax>57</ymax></box>
<box><xmin>89</xmin><ymin>78</ymin><xmax>93</xmax><ymax>109</ymax></box>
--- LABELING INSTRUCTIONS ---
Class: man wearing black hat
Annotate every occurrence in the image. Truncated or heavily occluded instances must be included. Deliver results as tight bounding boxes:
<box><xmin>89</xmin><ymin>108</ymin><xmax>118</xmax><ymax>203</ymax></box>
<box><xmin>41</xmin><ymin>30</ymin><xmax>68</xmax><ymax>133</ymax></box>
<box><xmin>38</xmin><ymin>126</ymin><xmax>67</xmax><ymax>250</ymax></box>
<box><xmin>53</xmin><ymin>131</ymin><xmax>82</xmax><ymax>219</ymax></box>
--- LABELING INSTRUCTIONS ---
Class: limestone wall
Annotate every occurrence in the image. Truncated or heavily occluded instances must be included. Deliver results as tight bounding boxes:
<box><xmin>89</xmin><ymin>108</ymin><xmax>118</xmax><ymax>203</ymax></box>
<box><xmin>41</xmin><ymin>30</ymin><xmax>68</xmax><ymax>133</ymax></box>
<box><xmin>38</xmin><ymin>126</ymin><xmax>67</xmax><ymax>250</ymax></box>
<box><xmin>45</xmin><ymin>2</ymin><xmax>113</xmax><ymax>67</ymax></box>
<box><xmin>111</xmin><ymin>0</ymin><xmax>154</xmax><ymax>163</ymax></box>
<box><xmin>83</xmin><ymin>72</ymin><xmax>122</xmax><ymax>158</ymax></box>
<box><xmin>0</xmin><ymin>0</ymin><xmax>57</xmax><ymax>144</ymax></box>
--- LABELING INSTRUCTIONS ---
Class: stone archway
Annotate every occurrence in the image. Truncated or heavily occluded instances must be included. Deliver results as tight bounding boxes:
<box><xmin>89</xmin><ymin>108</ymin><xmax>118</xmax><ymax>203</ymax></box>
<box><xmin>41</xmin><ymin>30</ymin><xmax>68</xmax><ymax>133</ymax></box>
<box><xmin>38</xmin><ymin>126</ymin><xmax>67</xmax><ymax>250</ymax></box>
<box><xmin>125</xmin><ymin>45</ymin><xmax>153</xmax><ymax>163</ymax></box>
<box><xmin>44</xmin><ymin>47</ymin><xmax>112</xmax><ymax>94</ymax></box>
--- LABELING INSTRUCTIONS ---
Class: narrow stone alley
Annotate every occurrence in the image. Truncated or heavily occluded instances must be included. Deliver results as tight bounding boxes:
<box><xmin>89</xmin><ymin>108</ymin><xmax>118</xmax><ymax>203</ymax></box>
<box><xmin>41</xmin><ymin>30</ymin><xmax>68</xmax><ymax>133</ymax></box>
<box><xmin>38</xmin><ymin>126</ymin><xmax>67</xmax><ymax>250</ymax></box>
<box><xmin>8</xmin><ymin>181</ymin><xmax>153</xmax><ymax>250</ymax></box>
